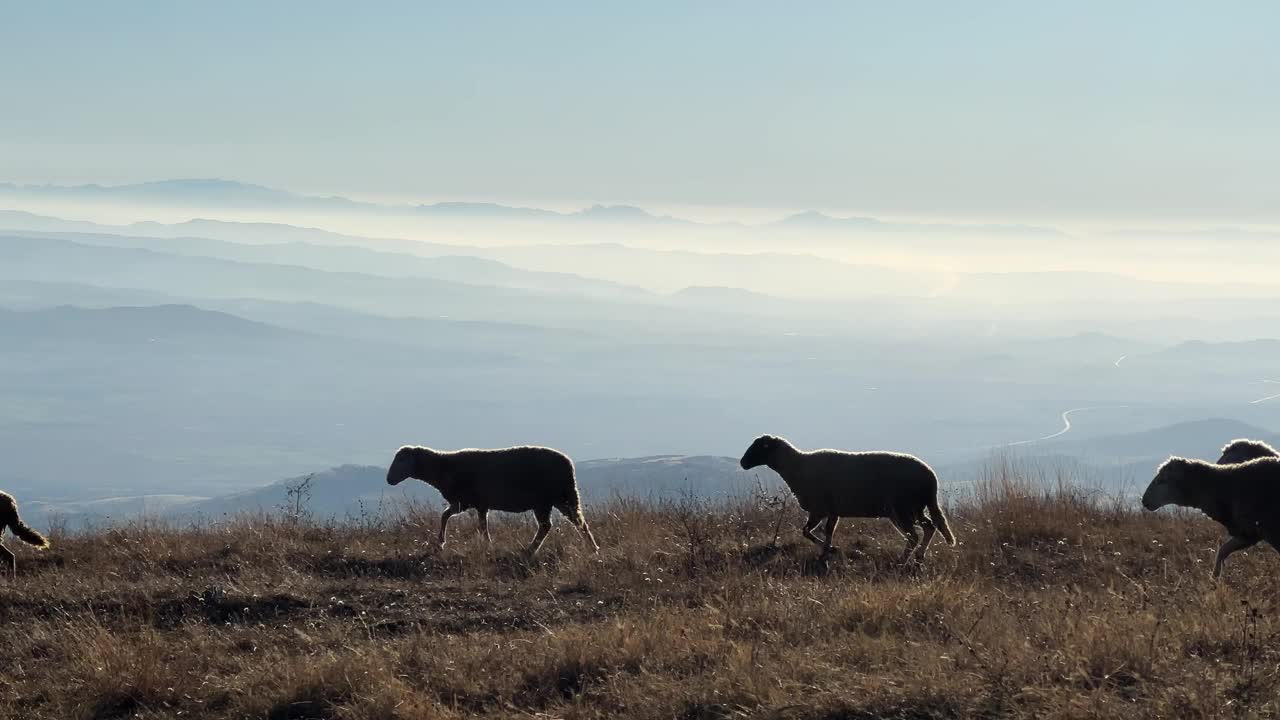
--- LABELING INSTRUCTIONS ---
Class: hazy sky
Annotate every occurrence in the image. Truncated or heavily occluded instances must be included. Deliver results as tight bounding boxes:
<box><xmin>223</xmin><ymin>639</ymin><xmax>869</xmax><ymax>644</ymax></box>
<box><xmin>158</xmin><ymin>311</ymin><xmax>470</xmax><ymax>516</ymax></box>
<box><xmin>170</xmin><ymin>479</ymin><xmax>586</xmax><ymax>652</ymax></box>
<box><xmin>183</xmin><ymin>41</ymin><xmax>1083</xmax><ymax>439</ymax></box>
<box><xmin>2</xmin><ymin>2</ymin><xmax>1276</xmax><ymax>222</ymax></box>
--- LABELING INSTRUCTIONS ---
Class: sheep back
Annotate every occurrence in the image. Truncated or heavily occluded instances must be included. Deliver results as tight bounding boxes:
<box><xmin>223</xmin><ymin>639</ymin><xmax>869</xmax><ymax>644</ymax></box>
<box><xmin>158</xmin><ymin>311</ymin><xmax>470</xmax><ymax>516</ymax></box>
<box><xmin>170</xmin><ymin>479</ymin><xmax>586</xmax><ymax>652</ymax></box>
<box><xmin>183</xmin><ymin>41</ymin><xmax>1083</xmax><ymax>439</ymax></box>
<box><xmin>1218</xmin><ymin>438</ymin><xmax>1280</xmax><ymax>465</ymax></box>
<box><xmin>432</xmin><ymin>446</ymin><xmax>581</xmax><ymax>514</ymax></box>
<box><xmin>1212</xmin><ymin>458</ymin><xmax>1280</xmax><ymax>538</ymax></box>
<box><xmin>788</xmin><ymin>450</ymin><xmax>939</xmax><ymax>518</ymax></box>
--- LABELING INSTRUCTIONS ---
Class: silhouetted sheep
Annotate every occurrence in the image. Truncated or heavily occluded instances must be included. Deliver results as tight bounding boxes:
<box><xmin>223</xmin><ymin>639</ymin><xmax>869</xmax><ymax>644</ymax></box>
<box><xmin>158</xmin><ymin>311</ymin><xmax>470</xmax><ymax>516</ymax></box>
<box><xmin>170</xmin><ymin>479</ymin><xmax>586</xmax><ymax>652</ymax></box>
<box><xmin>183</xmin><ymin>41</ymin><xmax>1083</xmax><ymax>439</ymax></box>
<box><xmin>1142</xmin><ymin>456</ymin><xmax>1280</xmax><ymax>578</ymax></box>
<box><xmin>739</xmin><ymin>435</ymin><xmax>955</xmax><ymax>560</ymax></box>
<box><xmin>1217</xmin><ymin>438</ymin><xmax>1279</xmax><ymax>465</ymax></box>
<box><xmin>386</xmin><ymin>445</ymin><xmax>599</xmax><ymax>555</ymax></box>
<box><xmin>1</xmin><ymin>491</ymin><xmax>49</xmax><ymax>577</ymax></box>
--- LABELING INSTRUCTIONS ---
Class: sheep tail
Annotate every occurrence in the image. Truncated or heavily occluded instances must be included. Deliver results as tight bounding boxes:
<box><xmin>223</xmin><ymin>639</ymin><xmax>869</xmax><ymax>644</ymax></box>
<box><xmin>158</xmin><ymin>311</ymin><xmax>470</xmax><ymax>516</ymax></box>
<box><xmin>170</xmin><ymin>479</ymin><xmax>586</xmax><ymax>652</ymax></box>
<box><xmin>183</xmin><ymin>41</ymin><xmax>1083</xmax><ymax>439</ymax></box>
<box><xmin>3</xmin><ymin>495</ymin><xmax>49</xmax><ymax>549</ymax></box>
<box><xmin>926</xmin><ymin>497</ymin><xmax>955</xmax><ymax>546</ymax></box>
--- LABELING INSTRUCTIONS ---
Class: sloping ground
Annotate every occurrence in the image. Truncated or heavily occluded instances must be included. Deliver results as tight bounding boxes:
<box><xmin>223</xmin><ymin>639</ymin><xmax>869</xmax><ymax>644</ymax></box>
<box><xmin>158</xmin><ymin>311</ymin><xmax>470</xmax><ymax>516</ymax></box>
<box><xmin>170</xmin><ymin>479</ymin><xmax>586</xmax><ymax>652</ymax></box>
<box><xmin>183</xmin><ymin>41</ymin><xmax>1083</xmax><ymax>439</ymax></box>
<box><xmin>1</xmin><ymin>477</ymin><xmax>1278</xmax><ymax>719</ymax></box>
<box><xmin>27</xmin><ymin>457</ymin><xmax>780</xmax><ymax>526</ymax></box>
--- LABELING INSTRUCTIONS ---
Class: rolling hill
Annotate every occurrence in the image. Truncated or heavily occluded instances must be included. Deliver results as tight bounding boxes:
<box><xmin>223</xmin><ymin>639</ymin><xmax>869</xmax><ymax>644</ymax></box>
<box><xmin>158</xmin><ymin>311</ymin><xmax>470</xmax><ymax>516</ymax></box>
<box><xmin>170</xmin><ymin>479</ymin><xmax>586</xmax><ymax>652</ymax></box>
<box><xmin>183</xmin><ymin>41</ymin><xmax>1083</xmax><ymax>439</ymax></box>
<box><xmin>24</xmin><ymin>456</ymin><xmax>782</xmax><ymax>526</ymax></box>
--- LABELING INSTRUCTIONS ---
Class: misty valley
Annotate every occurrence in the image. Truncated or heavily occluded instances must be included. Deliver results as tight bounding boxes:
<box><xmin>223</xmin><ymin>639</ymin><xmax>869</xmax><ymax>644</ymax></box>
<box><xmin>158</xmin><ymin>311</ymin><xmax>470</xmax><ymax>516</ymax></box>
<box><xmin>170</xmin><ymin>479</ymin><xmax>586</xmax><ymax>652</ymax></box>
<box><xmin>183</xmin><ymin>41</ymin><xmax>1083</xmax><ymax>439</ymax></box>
<box><xmin>1</xmin><ymin>182</ymin><xmax>1277</xmax><ymax>526</ymax></box>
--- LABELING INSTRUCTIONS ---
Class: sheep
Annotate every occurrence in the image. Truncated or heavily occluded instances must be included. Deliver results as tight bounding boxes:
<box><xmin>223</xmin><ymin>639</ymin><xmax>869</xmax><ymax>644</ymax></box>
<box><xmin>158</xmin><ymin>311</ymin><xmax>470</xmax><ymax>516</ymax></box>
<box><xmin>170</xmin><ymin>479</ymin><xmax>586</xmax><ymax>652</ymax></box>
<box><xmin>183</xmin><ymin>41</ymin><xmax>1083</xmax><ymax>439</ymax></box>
<box><xmin>1</xmin><ymin>491</ymin><xmax>49</xmax><ymax>577</ymax></box>
<box><xmin>1217</xmin><ymin>438</ymin><xmax>1279</xmax><ymax>465</ymax></box>
<box><xmin>1142</xmin><ymin>456</ymin><xmax>1280</xmax><ymax>578</ymax></box>
<box><xmin>386</xmin><ymin>444</ymin><xmax>599</xmax><ymax>556</ymax></box>
<box><xmin>739</xmin><ymin>434</ymin><xmax>955</xmax><ymax>561</ymax></box>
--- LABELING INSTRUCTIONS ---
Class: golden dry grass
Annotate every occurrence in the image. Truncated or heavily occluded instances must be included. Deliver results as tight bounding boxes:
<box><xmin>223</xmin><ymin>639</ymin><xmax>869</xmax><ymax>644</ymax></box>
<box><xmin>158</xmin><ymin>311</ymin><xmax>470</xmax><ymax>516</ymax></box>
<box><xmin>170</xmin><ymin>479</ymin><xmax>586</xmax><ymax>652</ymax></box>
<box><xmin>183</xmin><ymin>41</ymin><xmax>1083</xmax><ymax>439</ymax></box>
<box><xmin>2</xmin><ymin>472</ymin><xmax>1279</xmax><ymax>719</ymax></box>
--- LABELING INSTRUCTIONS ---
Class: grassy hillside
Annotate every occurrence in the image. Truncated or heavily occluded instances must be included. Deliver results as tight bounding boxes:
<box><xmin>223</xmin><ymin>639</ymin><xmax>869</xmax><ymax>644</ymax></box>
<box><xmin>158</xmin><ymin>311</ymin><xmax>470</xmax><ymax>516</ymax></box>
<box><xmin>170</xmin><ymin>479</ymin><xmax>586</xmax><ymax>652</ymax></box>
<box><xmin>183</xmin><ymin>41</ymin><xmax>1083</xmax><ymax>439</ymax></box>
<box><xmin>1</xmin><ymin>475</ymin><xmax>1278</xmax><ymax>719</ymax></box>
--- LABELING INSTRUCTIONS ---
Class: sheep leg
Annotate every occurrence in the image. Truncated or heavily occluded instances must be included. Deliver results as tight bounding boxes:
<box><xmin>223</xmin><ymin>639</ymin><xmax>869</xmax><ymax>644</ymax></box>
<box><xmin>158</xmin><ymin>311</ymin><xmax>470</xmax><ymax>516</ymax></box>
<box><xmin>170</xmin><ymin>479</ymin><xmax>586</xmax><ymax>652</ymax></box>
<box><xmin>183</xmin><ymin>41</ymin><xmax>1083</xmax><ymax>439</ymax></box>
<box><xmin>576</xmin><ymin>520</ymin><xmax>600</xmax><ymax>554</ymax></box>
<box><xmin>1213</xmin><ymin>535</ymin><xmax>1257</xmax><ymax>579</ymax></box>
<box><xmin>801</xmin><ymin>512</ymin><xmax>825</xmax><ymax>546</ymax></box>
<box><xmin>578</xmin><ymin>512</ymin><xmax>601</xmax><ymax>550</ymax></box>
<box><xmin>438</xmin><ymin>503</ymin><xmax>461</xmax><ymax>547</ymax></box>
<box><xmin>527</xmin><ymin>507</ymin><xmax>553</xmax><ymax>556</ymax></box>
<box><xmin>556</xmin><ymin>503</ymin><xmax>600</xmax><ymax>553</ymax></box>
<box><xmin>0</xmin><ymin>543</ymin><xmax>13</xmax><ymax>579</ymax></box>
<box><xmin>476</xmin><ymin>509</ymin><xmax>492</xmax><ymax>544</ymax></box>
<box><xmin>891</xmin><ymin>515</ymin><xmax>920</xmax><ymax>563</ymax></box>
<box><xmin>901</xmin><ymin>520</ymin><xmax>921</xmax><ymax>561</ymax></box>
<box><xmin>916</xmin><ymin>516</ymin><xmax>936</xmax><ymax>562</ymax></box>
<box><xmin>821</xmin><ymin>514</ymin><xmax>840</xmax><ymax>555</ymax></box>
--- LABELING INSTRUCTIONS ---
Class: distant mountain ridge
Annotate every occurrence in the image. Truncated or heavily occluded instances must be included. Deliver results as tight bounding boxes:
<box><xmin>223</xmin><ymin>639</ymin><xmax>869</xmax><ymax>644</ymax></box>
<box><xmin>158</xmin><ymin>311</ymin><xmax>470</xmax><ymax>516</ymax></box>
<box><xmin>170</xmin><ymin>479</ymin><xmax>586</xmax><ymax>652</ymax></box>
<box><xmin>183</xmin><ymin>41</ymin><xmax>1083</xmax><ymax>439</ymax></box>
<box><xmin>1055</xmin><ymin>418</ymin><xmax>1280</xmax><ymax>462</ymax></box>
<box><xmin>773</xmin><ymin>210</ymin><xmax>1067</xmax><ymax>238</ymax></box>
<box><xmin>0</xmin><ymin>178</ymin><xmax>361</xmax><ymax>210</ymax></box>
<box><xmin>0</xmin><ymin>178</ymin><xmax>1062</xmax><ymax>235</ymax></box>
<box><xmin>0</xmin><ymin>179</ymin><xmax>683</xmax><ymax>224</ymax></box>
<box><xmin>2</xmin><ymin>223</ymin><xmax>650</xmax><ymax>301</ymax></box>
<box><xmin>0</xmin><ymin>303</ymin><xmax>292</xmax><ymax>344</ymax></box>
<box><xmin>6</xmin><ymin>213</ymin><xmax>1280</xmax><ymax>312</ymax></box>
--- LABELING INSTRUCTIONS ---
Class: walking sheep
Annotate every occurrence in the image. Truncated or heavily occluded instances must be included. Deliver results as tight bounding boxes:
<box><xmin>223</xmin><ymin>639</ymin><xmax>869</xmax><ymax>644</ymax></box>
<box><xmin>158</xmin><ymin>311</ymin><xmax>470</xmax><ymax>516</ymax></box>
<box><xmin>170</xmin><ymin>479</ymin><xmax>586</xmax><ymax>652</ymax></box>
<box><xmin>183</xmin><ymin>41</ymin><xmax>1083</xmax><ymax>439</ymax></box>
<box><xmin>1217</xmin><ymin>438</ymin><xmax>1279</xmax><ymax>465</ymax></box>
<box><xmin>1142</xmin><ymin>456</ymin><xmax>1280</xmax><ymax>578</ymax></box>
<box><xmin>1</xmin><ymin>491</ymin><xmax>49</xmax><ymax>577</ymax></box>
<box><xmin>739</xmin><ymin>434</ymin><xmax>955</xmax><ymax>561</ymax></box>
<box><xmin>386</xmin><ymin>445</ymin><xmax>599</xmax><ymax>556</ymax></box>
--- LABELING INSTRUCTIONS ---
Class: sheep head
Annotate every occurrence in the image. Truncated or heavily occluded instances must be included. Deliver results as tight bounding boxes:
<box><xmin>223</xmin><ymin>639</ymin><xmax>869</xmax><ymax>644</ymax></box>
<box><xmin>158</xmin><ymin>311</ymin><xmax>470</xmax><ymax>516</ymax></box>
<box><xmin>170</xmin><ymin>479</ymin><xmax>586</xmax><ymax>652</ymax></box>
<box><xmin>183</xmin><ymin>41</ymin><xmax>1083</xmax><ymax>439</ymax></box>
<box><xmin>1142</xmin><ymin>457</ymin><xmax>1191</xmax><ymax>511</ymax></box>
<box><xmin>740</xmin><ymin>434</ymin><xmax>781</xmax><ymax>470</ymax></box>
<box><xmin>386</xmin><ymin>446</ymin><xmax>419</xmax><ymax>486</ymax></box>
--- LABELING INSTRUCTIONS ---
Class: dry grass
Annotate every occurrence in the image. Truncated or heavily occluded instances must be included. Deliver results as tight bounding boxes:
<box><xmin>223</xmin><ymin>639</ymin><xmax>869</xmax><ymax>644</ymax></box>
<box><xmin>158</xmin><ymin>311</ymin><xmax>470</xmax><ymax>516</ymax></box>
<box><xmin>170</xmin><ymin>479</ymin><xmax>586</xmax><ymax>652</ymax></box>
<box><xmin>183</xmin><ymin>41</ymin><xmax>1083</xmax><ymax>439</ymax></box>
<box><xmin>3</xmin><ymin>472</ymin><xmax>1280</xmax><ymax>719</ymax></box>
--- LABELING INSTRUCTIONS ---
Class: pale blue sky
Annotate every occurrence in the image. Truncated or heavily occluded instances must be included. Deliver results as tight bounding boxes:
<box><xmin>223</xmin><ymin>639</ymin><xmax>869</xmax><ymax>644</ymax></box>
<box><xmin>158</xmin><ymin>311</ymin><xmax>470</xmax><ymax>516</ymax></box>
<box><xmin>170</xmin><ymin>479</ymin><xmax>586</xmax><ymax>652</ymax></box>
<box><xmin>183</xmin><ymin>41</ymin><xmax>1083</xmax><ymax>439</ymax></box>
<box><xmin>2</xmin><ymin>2</ymin><xmax>1276</xmax><ymax>221</ymax></box>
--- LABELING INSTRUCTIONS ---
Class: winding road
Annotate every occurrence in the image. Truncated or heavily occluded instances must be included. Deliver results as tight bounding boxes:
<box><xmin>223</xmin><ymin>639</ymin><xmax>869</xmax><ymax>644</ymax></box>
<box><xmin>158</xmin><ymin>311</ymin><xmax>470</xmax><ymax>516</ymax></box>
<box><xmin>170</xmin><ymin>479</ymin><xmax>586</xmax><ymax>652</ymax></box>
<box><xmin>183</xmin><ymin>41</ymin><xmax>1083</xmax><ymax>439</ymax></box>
<box><xmin>987</xmin><ymin>360</ymin><xmax>1276</xmax><ymax>453</ymax></box>
<box><xmin>1002</xmin><ymin>406</ymin><xmax>1130</xmax><ymax>448</ymax></box>
<box><xmin>1000</xmin><ymin>377</ymin><xmax>1275</xmax><ymax>451</ymax></box>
